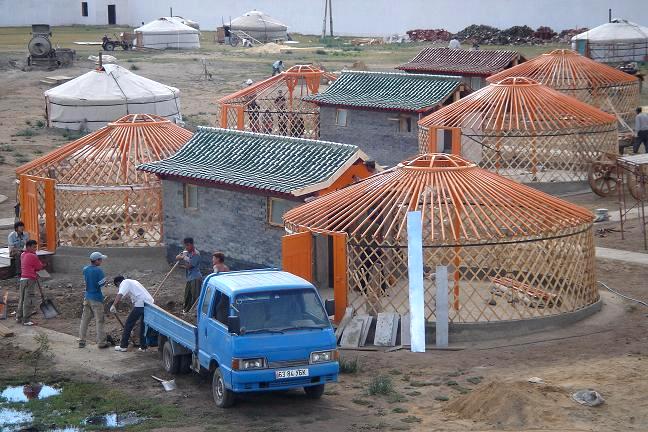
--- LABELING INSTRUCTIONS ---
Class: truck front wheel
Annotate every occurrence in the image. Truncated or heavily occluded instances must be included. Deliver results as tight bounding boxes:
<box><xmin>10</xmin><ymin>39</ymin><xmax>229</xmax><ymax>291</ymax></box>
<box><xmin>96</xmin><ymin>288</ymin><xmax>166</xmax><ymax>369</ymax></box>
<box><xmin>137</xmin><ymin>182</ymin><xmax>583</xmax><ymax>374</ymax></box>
<box><xmin>304</xmin><ymin>384</ymin><xmax>325</xmax><ymax>399</ymax></box>
<box><xmin>212</xmin><ymin>368</ymin><xmax>235</xmax><ymax>408</ymax></box>
<box><xmin>162</xmin><ymin>341</ymin><xmax>180</xmax><ymax>374</ymax></box>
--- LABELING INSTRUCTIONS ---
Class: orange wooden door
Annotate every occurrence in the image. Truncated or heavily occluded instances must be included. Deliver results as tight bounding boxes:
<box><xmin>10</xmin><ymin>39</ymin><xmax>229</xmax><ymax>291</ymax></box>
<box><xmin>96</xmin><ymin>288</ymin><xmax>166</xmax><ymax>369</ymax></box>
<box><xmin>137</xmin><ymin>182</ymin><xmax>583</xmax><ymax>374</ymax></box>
<box><xmin>21</xmin><ymin>177</ymin><xmax>39</xmax><ymax>242</ymax></box>
<box><xmin>19</xmin><ymin>175</ymin><xmax>57</xmax><ymax>251</ymax></box>
<box><xmin>282</xmin><ymin>231</ymin><xmax>313</xmax><ymax>282</ymax></box>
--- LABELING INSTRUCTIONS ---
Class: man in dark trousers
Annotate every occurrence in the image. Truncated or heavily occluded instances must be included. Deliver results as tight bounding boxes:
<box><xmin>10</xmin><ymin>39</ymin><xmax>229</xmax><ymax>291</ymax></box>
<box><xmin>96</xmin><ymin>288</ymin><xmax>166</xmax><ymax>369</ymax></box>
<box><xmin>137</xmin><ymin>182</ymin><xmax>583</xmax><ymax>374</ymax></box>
<box><xmin>8</xmin><ymin>221</ymin><xmax>29</xmax><ymax>278</ymax></box>
<box><xmin>176</xmin><ymin>237</ymin><xmax>202</xmax><ymax>313</ymax></box>
<box><xmin>634</xmin><ymin>107</ymin><xmax>648</xmax><ymax>154</ymax></box>
<box><xmin>111</xmin><ymin>276</ymin><xmax>154</xmax><ymax>352</ymax></box>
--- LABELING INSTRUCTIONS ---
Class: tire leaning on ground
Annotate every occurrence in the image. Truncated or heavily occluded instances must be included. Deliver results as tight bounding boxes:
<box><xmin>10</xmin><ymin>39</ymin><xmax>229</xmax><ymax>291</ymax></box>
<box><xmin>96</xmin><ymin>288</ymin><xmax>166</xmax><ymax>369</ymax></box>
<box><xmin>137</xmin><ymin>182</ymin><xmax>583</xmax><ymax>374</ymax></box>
<box><xmin>304</xmin><ymin>384</ymin><xmax>325</xmax><ymax>399</ymax></box>
<box><xmin>162</xmin><ymin>341</ymin><xmax>180</xmax><ymax>374</ymax></box>
<box><xmin>212</xmin><ymin>367</ymin><xmax>235</xmax><ymax>408</ymax></box>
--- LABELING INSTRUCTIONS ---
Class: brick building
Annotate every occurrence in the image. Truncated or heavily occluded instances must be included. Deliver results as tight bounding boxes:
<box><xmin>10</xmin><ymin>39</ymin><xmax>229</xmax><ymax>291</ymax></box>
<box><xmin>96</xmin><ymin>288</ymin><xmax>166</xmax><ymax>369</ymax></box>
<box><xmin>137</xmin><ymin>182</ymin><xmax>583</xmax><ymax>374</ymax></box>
<box><xmin>304</xmin><ymin>71</ymin><xmax>467</xmax><ymax>167</ymax></box>
<box><xmin>397</xmin><ymin>47</ymin><xmax>525</xmax><ymax>90</ymax></box>
<box><xmin>138</xmin><ymin>127</ymin><xmax>374</xmax><ymax>270</ymax></box>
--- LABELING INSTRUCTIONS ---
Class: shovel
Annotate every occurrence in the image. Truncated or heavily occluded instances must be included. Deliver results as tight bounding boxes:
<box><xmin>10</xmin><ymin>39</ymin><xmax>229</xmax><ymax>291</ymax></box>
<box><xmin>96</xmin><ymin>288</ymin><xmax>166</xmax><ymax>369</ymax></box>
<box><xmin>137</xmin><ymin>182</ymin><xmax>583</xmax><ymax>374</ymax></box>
<box><xmin>0</xmin><ymin>290</ymin><xmax>8</xmax><ymax>320</ymax></box>
<box><xmin>151</xmin><ymin>375</ymin><xmax>176</xmax><ymax>391</ymax></box>
<box><xmin>36</xmin><ymin>279</ymin><xmax>59</xmax><ymax>319</ymax></box>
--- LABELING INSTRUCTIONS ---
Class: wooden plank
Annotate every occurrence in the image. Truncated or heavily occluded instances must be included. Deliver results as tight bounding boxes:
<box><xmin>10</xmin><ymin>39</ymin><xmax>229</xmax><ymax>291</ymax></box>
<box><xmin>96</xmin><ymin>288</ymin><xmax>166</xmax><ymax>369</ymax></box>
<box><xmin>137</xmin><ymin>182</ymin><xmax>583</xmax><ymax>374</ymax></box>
<box><xmin>0</xmin><ymin>323</ymin><xmax>14</xmax><ymax>337</ymax></box>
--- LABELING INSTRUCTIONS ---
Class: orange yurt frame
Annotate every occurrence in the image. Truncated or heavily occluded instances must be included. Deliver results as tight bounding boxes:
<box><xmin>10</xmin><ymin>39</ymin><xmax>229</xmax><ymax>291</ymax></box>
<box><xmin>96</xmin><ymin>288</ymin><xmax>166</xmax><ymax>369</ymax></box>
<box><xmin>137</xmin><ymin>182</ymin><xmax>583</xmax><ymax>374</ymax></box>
<box><xmin>418</xmin><ymin>77</ymin><xmax>618</xmax><ymax>184</ymax></box>
<box><xmin>284</xmin><ymin>153</ymin><xmax>597</xmax><ymax>324</ymax></box>
<box><xmin>16</xmin><ymin>114</ymin><xmax>192</xmax><ymax>248</ymax></box>
<box><xmin>217</xmin><ymin>65</ymin><xmax>337</xmax><ymax>139</ymax></box>
<box><xmin>487</xmin><ymin>49</ymin><xmax>640</xmax><ymax>126</ymax></box>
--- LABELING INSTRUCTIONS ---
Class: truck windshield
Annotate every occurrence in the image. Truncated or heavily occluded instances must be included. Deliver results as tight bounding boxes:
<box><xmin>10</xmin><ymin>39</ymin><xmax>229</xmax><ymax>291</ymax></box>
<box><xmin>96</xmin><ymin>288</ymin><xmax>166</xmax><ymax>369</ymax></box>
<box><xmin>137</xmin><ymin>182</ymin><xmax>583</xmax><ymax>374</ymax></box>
<box><xmin>234</xmin><ymin>289</ymin><xmax>329</xmax><ymax>334</ymax></box>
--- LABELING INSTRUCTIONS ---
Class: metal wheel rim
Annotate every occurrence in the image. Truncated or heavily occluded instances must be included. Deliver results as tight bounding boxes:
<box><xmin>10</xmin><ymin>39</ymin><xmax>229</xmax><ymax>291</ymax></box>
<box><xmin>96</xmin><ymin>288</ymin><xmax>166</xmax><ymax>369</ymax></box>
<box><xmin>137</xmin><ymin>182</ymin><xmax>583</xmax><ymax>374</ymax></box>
<box><xmin>215</xmin><ymin>375</ymin><xmax>224</xmax><ymax>401</ymax></box>
<box><xmin>163</xmin><ymin>347</ymin><xmax>172</xmax><ymax>371</ymax></box>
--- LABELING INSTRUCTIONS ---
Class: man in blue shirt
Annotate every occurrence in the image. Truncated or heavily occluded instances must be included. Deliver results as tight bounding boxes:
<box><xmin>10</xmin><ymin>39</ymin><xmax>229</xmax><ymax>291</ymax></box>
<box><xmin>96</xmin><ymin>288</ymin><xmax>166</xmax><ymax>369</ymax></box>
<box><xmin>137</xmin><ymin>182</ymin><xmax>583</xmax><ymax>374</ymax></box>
<box><xmin>176</xmin><ymin>237</ymin><xmax>202</xmax><ymax>313</ymax></box>
<box><xmin>78</xmin><ymin>251</ymin><xmax>109</xmax><ymax>348</ymax></box>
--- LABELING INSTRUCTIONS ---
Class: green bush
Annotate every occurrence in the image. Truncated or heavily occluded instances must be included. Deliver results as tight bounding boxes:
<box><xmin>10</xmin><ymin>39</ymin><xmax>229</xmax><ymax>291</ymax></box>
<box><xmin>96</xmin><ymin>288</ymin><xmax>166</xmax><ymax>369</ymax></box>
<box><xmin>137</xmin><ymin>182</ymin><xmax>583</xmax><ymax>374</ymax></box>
<box><xmin>339</xmin><ymin>356</ymin><xmax>361</xmax><ymax>374</ymax></box>
<box><xmin>15</xmin><ymin>128</ymin><xmax>35</xmax><ymax>137</ymax></box>
<box><xmin>367</xmin><ymin>375</ymin><xmax>393</xmax><ymax>396</ymax></box>
<box><xmin>130</xmin><ymin>64</ymin><xmax>139</xmax><ymax>71</ymax></box>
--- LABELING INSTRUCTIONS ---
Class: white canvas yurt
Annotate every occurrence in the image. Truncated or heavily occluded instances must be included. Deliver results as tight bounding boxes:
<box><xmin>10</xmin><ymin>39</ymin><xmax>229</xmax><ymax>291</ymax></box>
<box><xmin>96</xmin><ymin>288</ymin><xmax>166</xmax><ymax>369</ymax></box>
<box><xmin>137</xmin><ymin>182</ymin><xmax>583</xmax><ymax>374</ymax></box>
<box><xmin>44</xmin><ymin>64</ymin><xmax>182</xmax><ymax>131</ymax></box>
<box><xmin>135</xmin><ymin>18</ymin><xmax>200</xmax><ymax>49</ymax></box>
<box><xmin>165</xmin><ymin>16</ymin><xmax>200</xmax><ymax>30</ymax></box>
<box><xmin>228</xmin><ymin>10</ymin><xmax>288</xmax><ymax>42</ymax></box>
<box><xmin>572</xmin><ymin>19</ymin><xmax>648</xmax><ymax>63</ymax></box>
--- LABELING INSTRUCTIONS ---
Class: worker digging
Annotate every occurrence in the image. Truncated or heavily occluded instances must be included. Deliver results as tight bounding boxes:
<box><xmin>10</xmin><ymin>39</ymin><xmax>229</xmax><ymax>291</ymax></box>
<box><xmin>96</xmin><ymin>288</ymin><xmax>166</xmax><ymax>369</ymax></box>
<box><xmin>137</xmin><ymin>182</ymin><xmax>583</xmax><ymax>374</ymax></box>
<box><xmin>111</xmin><ymin>275</ymin><xmax>154</xmax><ymax>352</ymax></box>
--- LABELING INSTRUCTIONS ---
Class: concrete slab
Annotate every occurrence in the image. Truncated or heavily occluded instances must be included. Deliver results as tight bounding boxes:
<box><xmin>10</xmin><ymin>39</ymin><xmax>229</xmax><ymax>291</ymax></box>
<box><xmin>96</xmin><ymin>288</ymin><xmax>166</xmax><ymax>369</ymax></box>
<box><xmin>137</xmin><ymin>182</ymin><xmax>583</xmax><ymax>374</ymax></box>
<box><xmin>5</xmin><ymin>320</ymin><xmax>159</xmax><ymax>378</ymax></box>
<box><xmin>358</xmin><ymin>315</ymin><xmax>373</xmax><ymax>347</ymax></box>
<box><xmin>596</xmin><ymin>247</ymin><xmax>648</xmax><ymax>265</ymax></box>
<box><xmin>400</xmin><ymin>313</ymin><xmax>411</xmax><ymax>346</ymax></box>
<box><xmin>339</xmin><ymin>316</ymin><xmax>365</xmax><ymax>348</ymax></box>
<box><xmin>335</xmin><ymin>306</ymin><xmax>354</xmax><ymax>342</ymax></box>
<box><xmin>374</xmin><ymin>312</ymin><xmax>398</xmax><ymax>347</ymax></box>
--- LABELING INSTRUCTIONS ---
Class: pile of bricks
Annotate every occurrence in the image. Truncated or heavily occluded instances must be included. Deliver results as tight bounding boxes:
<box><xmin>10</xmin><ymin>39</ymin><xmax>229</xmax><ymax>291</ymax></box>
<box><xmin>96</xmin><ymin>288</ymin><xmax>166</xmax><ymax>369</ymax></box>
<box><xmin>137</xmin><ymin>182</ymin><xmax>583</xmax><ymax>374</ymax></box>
<box><xmin>406</xmin><ymin>29</ymin><xmax>452</xmax><ymax>42</ymax></box>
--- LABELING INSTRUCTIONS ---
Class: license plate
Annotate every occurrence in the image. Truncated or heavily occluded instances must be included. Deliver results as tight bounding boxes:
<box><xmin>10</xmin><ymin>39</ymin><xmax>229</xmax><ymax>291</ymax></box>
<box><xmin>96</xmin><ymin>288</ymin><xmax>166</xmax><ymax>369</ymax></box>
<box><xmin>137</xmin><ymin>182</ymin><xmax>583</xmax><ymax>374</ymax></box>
<box><xmin>275</xmin><ymin>368</ymin><xmax>309</xmax><ymax>379</ymax></box>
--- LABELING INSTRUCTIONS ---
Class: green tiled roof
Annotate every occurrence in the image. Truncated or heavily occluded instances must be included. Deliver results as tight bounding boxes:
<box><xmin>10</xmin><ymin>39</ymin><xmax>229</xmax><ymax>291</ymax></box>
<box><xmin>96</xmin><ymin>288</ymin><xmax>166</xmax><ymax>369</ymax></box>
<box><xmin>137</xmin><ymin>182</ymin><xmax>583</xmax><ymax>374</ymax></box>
<box><xmin>304</xmin><ymin>71</ymin><xmax>462</xmax><ymax>112</ymax></box>
<box><xmin>137</xmin><ymin>127</ymin><xmax>366</xmax><ymax>196</ymax></box>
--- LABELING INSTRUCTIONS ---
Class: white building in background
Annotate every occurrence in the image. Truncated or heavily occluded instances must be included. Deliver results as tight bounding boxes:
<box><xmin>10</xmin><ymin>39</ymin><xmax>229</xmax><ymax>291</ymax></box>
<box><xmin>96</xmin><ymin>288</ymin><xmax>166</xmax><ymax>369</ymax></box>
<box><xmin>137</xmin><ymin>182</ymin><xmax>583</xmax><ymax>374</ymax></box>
<box><xmin>0</xmin><ymin>0</ymin><xmax>646</xmax><ymax>36</ymax></box>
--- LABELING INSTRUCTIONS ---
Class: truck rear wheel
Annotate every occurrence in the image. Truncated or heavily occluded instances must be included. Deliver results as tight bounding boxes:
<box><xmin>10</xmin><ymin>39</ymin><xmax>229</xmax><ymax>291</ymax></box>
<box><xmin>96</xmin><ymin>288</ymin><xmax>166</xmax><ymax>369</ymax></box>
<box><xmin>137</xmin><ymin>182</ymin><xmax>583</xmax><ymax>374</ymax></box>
<box><xmin>212</xmin><ymin>367</ymin><xmax>235</xmax><ymax>408</ymax></box>
<box><xmin>304</xmin><ymin>384</ymin><xmax>325</xmax><ymax>399</ymax></box>
<box><xmin>162</xmin><ymin>341</ymin><xmax>180</xmax><ymax>374</ymax></box>
<box><xmin>179</xmin><ymin>354</ymin><xmax>192</xmax><ymax>374</ymax></box>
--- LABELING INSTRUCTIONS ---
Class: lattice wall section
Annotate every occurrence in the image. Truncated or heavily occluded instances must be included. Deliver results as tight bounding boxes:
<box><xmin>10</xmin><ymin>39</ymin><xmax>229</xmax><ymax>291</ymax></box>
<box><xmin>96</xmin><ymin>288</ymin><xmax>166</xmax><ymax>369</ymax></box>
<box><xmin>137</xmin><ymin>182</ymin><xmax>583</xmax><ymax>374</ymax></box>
<box><xmin>346</xmin><ymin>225</ymin><xmax>597</xmax><ymax>323</ymax></box>
<box><xmin>419</xmin><ymin>127</ymin><xmax>618</xmax><ymax>182</ymax></box>
<box><xmin>56</xmin><ymin>185</ymin><xmax>163</xmax><ymax>247</ymax></box>
<box><xmin>220</xmin><ymin>89</ymin><xmax>321</xmax><ymax>139</ymax></box>
<box><xmin>556</xmin><ymin>82</ymin><xmax>640</xmax><ymax>126</ymax></box>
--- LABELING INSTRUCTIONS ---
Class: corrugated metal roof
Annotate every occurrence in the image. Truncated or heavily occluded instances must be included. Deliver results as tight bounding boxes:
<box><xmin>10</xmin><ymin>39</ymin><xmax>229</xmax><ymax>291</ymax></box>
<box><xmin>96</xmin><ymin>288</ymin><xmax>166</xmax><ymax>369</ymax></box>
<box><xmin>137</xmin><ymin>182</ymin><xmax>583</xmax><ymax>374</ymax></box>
<box><xmin>397</xmin><ymin>47</ymin><xmax>523</xmax><ymax>76</ymax></box>
<box><xmin>303</xmin><ymin>71</ymin><xmax>461</xmax><ymax>112</ymax></box>
<box><xmin>137</xmin><ymin>127</ymin><xmax>366</xmax><ymax>196</ymax></box>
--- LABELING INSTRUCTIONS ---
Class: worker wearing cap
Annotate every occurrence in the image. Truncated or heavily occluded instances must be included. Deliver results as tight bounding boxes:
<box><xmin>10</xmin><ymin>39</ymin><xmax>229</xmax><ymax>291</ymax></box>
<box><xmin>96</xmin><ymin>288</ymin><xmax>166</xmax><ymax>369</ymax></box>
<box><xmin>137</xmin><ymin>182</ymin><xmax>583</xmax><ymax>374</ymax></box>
<box><xmin>78</xmin><ymin>251</ymin><xmax>109</xmax><ymax>349</ymax></box>
<box><xmin>634</xmin><ymin>107</ymin><xmax>648</xmax><ymax>154</ymax></box>
<box><xmin>111</xmin><ymin>276</ymin><xmax>154</xmax><ymax>352</ymax></box>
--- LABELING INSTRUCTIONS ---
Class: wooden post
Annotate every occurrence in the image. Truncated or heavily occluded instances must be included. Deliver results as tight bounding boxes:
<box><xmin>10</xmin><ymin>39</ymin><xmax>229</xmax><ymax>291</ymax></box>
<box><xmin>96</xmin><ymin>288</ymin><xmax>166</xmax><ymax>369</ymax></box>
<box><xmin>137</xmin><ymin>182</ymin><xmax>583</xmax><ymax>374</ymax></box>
<box><xmin>435</xmin><ymin>265</ymin><xmax>449</xmax><ymax>347</ymax></box>
<box><xmin>332</xmin><ymin>233</ymin><xmax>347</xmax><ymax>323</ymax></box>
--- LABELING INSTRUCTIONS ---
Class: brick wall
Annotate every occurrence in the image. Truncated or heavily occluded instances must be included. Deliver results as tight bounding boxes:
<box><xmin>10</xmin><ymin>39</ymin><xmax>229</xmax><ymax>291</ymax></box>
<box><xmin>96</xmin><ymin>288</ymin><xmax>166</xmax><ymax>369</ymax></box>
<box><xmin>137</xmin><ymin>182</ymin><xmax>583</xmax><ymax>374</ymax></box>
<box><xmin>162</xmin><ymin>180</ymin><xmax>299</xmax><ymax>273</ymax></box>
<box><xmin>319</xmin><ymin>106</ymin><xmax>420</xmax><ymax>167</ymax></box>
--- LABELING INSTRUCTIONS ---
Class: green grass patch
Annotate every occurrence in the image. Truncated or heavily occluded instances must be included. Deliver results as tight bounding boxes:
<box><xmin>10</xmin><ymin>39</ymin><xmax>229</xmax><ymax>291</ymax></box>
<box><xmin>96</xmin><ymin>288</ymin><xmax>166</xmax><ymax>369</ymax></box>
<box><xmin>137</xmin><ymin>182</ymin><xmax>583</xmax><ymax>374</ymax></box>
<box><xmin>386</xmin><ymin>393</ymin><xmax>407</xmax><ymax>404</ymax></box>
<box><xmin>406</xmin><ymin>391</ymin><xmax>421</xmax><ymax>396</ymax></box>
<box><xmin>0</xmin><ymin>144</ymin><xmax>14</xmax><ymax>152</ymax></box>
<box><xmin>14</xmin><ymin>128</ymin><xmax>35</xmax><ymax>137</ymax></box>
<box><xmin>352</xmin><ymin>398</ymin><xmax>371</xmax><ymax>406</ymax></box>
<box><xmin>388</xmin><ymin>369</ymin><xmax>402</xmax><ymax>375</ymax></box>
<box><xmin>409</xmin><ymin>380</ymin><xmax>434</xmax><ymax>387</ymax></box>
<box><xmin>36</xmin><ymin>120</ymin><xmax>45</xmax><ymax>128</ymax></box>
<box><xmin>0</xmin><ymin>379</ymin><xmax>183</xmax><ymax>431</ymax></box>
<box><xmin>401</xmin><ymin>416</ymin><xmax>422</xmax><ymax>424</ymax></box>
<box><xmin>435</xmin><ymin>395</ymin><xmax>450</xmax><ymax>401</ymax></box>
<box><xmin>467</xmin><ymin>376</ymin><xmax>483</xmax><ymax>385</ymax></box>
<box><xmin>392</xmin><ymin>407</ymin><xmax>408</xmax><ymax>414</ymax></box>
<box><xmin>339</xmin><ymin>356</ymin><xmax>361</xmax><ymax>374</ymax></box>
<box><xmin>367</xmin><ymin>375</ymin><xmax>393</xmax><ymax>396</ymax></box>
<box><xmin>446</xmin><ymin>380</ymin><xmax>458</xmax><ymax>386</ymax></box>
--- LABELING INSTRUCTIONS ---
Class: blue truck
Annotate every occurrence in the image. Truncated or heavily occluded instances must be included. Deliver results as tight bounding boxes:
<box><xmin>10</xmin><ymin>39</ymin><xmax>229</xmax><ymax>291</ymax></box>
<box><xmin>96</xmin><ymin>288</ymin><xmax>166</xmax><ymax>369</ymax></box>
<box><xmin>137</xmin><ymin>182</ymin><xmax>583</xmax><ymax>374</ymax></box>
<box><xmin>144</xmin><ymin>269</ymin><xmax>339</xmax><ymax>407</ymax></box>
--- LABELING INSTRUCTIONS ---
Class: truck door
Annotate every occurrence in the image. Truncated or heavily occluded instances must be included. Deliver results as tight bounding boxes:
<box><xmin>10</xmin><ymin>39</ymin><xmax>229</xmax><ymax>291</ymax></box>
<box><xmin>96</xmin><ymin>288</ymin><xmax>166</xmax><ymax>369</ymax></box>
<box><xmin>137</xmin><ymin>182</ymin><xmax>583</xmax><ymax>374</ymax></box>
<box><xmin>197</xmin><ymin>285</ymin><xmax>233</xmax><ymax>378</ymax></box>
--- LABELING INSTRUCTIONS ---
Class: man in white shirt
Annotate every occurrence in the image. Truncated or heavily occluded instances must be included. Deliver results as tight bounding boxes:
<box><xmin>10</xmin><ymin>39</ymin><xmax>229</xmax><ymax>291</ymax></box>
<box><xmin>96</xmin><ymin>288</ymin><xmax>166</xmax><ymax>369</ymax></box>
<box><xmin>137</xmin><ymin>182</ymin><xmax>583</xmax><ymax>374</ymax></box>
<box><xmin>634</xmin><ymin>107</ymin><xmax>648</xmax><ymax>154</ymax></box>
<box><xmin>110</xmin><ymin>275</ymin><xmax>154</xmax><ymax>352</ymax></box>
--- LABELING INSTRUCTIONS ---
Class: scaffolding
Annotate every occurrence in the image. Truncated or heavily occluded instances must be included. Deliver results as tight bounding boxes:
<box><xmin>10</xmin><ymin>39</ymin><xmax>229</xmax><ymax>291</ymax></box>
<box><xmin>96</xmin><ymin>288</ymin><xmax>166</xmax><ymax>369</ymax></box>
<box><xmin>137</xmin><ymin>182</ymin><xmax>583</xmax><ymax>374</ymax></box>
<box><xmin>217</xmin><ymin>65</ymin><xmax>336</xmax><ymax>139</ymax></box>
<box><xmin>284</xmin><ymin>153</ymin><xmax>598</xmax><ymax>323</ymax></box>
<box><xmin>418</xmin><ymin>77</ymin><xmax>618</xmax><ymax>184</ymax></box>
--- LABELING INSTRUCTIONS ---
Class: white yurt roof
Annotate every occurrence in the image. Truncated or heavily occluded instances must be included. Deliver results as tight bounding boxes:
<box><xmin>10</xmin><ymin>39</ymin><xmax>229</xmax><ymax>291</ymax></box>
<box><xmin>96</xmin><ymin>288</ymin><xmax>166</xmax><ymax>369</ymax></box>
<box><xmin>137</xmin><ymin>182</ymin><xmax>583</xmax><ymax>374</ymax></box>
<box><xmin>44</xmin><ymin>64</ymin><xmax>179</xmax><ymax>106</ymax></box>
<box><xmin>230</xmin><ymin>10</ymin><xmax>288</xmax><ymax>32</ymax></box>
<box><xmin>135</xmin><ymin>17</ymin><xmax>199</xmax><ymax>34</ymax></box>
<box><xmin>572</xmin><ymin>19</ymin><xmax>648</xmax><ymax>42</ymax></box>
<box><xmin>164</xmin><ymin>16</ymin><xmax>199</xmax><ymax>29</ymax></box>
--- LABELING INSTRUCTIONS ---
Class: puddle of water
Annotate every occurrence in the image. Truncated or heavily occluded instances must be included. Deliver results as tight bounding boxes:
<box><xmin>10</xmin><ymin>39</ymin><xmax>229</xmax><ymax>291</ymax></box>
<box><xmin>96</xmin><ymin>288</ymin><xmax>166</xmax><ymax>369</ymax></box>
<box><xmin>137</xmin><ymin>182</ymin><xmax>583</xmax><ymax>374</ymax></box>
<box><xmin>0</xmin><ymin>384</ymin><xmax>61</xmax><ymax>403</ymax></box>
<box><xmin>0</xmin><ymin>407</ymin><xmax>34</xmax><ymax>427</ymax></box>
<box><xmin>83</xmin><ymin>411</ymin><xmax>144</xmax><ymax>428</ymax></box>
<box><xmin>50</xmin><ymin>428</ymin><xmax>82</xmax><ymax>432</ymax></box>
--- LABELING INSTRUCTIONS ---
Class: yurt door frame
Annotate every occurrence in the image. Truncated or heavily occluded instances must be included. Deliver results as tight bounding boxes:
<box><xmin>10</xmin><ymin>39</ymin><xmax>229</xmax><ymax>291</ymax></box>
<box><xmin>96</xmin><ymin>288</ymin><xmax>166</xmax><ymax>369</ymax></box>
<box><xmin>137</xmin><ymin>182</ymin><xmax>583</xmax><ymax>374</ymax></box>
<box><xmin>281</xmin><ymin>231</ymin><xmax>347</xmax><ymax>323</ymax></box>
<box><xmin>426</xmin><ymin>126</ymin><xmax>462</xmax><ymax>155</ymax></box>
<box><xmin>19</xmin><ymin>175</ymin><xmax>56</xmax><ymax>252</ymax></box>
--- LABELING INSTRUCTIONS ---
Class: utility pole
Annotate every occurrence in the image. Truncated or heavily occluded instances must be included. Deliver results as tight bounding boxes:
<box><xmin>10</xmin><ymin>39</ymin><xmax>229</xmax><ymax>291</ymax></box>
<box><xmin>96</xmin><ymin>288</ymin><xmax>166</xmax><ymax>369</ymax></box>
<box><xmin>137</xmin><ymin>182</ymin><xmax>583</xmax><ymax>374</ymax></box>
<box><xmin>321</xmin><ymin>0</ymin><xmax>328</xmax><ymax>40</ymax></box>
<box><xmin>329</xmin><ymin>0</ymin><xmax>333</xmax><ymax>37</ymax></box>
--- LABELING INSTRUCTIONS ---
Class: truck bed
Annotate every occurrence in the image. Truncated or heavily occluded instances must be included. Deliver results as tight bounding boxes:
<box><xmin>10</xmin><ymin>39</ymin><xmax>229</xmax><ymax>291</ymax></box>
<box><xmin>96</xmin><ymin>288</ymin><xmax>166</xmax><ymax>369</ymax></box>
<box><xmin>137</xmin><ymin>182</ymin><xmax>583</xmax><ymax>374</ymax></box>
<box><xmin>144</xmin><ymin>302</ymin><xmax>197</xmax><ymax>352</ymax></box>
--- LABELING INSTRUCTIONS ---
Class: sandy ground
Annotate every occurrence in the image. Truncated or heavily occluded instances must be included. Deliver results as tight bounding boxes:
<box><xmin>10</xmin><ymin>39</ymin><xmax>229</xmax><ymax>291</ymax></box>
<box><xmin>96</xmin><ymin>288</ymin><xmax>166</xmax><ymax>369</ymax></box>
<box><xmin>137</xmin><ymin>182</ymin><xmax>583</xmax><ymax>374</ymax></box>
<box><xmin>1</xmin><ymin>28</ymin><xmax>648</xmax><ymax>431</ymax></box>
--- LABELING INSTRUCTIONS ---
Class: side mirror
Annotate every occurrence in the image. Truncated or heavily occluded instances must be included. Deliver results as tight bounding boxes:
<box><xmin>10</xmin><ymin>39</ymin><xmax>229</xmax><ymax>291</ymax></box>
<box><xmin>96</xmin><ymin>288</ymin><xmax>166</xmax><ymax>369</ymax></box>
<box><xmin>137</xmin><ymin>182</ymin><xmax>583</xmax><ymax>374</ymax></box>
<box><xmin>227</xmin><ymin>316</ymin><xmax>240</xmax><ymax>334</ymax></box>
<box><xmin>324</xmin><ymin>299</ymin><xmax>335</xmax><ymax>317</ymax></box>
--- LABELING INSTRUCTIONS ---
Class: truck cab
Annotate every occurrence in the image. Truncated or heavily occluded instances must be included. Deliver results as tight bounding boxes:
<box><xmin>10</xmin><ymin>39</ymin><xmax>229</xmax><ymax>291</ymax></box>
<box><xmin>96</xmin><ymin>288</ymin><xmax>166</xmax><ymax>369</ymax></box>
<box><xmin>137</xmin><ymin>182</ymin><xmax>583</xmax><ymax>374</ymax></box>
<box><xmin>146</xmin><ymin>269</ymin><xmax>339</xmax><ymax>407</ymax></box>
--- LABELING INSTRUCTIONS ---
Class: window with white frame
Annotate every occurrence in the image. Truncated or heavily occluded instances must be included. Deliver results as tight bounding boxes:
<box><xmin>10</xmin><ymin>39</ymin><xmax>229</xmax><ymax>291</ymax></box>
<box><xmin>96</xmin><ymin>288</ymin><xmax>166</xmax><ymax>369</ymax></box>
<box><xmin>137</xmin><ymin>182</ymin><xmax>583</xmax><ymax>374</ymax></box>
<box><xmin>335</xmin><ymin>109</ymin><xmax>348</xmax><ymax>127</ymax></box>
<box><xmin>268</xmin><ymin>197</ymin><xmax>295</xmax><ymax>227</ymax></box>
<box><xmin>183</xmin><ymin>183</ymin><xmax>198</xmax><ymax>209</ymax></box>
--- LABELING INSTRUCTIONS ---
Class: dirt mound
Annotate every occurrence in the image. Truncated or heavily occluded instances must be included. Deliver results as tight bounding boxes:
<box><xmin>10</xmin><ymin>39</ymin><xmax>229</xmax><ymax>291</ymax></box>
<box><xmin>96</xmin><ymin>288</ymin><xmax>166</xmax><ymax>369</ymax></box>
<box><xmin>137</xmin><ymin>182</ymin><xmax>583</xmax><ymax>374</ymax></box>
<box><xmin>444</xmin><ymin>381</ymin><xmax>572</xmax><ymax>428</ymax></box>
<box><xmin>248</xmin><ymin>42</ymin><xmax>283</xmax><ymax>54</ymax></box>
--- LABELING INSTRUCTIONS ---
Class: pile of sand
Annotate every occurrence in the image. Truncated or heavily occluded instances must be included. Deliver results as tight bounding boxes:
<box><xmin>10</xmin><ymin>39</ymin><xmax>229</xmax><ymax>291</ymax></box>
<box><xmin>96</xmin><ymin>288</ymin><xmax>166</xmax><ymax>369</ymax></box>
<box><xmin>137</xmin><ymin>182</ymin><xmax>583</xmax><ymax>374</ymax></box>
<box><xmin>444</xmin><ymin>381</ymin><xmax>572</xmax><ymax>428</ymax></box>
<box><xmin>248</xmin><ymin>43</ymin><xmax>283</xmax><ymax>54</ymax></box>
